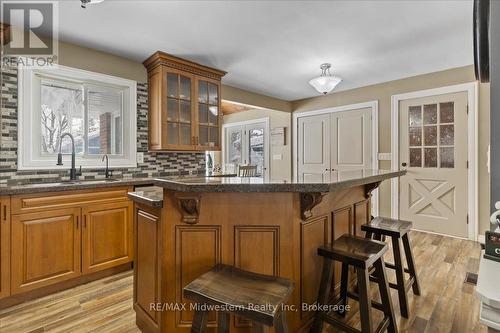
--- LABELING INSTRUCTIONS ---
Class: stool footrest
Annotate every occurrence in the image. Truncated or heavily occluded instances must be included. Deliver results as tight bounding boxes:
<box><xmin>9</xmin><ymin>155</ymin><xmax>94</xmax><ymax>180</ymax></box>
<box><xmin>376</xmin><ymin>317</ymin><xmax>391</xmax><ymax>333</ymax></box>
<box><xmin>346</xmin><ymin>291</ymin><xmax>384</xmax><ymax>312</ymax></box>
<box><xmin>384</xmin><ymin>262</ymin><xmax>411</xmax><ymax>274</ymax></box>
<box><xmin>369</xmin><ymin>274</ymin><xmax>416</xmax><ymax>293</ymax></box>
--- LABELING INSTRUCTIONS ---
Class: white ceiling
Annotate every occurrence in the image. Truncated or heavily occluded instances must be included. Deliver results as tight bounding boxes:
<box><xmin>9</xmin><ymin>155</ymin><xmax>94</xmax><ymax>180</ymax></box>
<box><xmin>57</xmin><ymin>0</ymin><xmax>474</xmax><ymax>101</ymax></box>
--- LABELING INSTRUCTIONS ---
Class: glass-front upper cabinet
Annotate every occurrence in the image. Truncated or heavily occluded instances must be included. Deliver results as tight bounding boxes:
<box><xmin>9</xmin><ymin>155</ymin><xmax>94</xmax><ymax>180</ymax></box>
<box><xmin>144</xmin><ymin>51</ymin><xmax>226</xmax><ymax>151</ymax></box>
<box><xmin>165</xmin><ymin>71</ymin><xmax>193</xmax><ymax>148</ymax></box>
<box><xmin>196</xmin><ymin>78</ymin><xmax>221</xmax><ymax>149</ymax></box>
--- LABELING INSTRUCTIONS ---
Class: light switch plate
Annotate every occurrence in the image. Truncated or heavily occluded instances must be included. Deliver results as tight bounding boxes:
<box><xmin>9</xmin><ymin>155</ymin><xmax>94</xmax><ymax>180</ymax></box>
<box><xmin>273</xmin><ymin>154</ymin><xmax>283</xmax><ymax>160</ymax></box>
<box><xmin>378</xmin><ymin>153</ymin><xmax>392</xmax><ymax>161</ymax></box>
<box><xmin>137</xmin><ymin>152</ymin><xmax>144</xmax><ymax>164</ymax></box>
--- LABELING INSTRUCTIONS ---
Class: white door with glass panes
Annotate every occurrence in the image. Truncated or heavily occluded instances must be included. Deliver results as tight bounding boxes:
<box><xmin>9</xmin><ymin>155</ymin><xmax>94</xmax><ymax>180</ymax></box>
<box><xmin>223</xmin><ymin>120</ymin><xmax>269</xmax><ymax>179</ymax></box>
<box><xmin>399</xmin><ymin>92</ymin><xmax>468</xmax><ymax>238</ymax></box>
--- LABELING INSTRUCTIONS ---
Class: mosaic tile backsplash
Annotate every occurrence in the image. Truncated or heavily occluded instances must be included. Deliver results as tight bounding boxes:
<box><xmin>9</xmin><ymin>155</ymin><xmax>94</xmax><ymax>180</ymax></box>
<box><xmin>0</xmin><ymin>66</ymin><xmax>206</xmax><ymax>186</ymax></box>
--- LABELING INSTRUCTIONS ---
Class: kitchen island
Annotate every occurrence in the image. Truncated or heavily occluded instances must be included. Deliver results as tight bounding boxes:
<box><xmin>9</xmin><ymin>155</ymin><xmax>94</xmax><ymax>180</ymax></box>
<box><xmin>129</xmin><ymin>169</ymin><xmax>405</xmax><ymax>333</ymax></box>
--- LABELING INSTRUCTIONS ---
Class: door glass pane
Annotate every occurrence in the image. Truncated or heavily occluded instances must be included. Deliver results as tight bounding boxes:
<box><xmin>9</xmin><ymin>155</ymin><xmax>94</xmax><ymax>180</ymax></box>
<box><xmin>409</xmin><ymin>148</ymin><xmax>422</xmax><ymax>167</ymax></box>
<box><xmin>409</xmin><ymin>127</ymin><xmax>422</xmax><ymax>146</ymax></box>
<box><xmin>424</xmin><ymin>148</ymin><xmax>437</xmax><ymax>167</ymax></box>
<box><xmin>208</xmin><ymin>83</ymin><xmax>218</xmax><ymax>105</ymax></box>
<box><xmin>199</xmin><ymin>104</ymin><xmax>208</xmax><ymax>124</ymax></box>
<box><xmin>167</xmin><ymin>123</ymin><xmax>179</xmax><ymax>144</ymax></box>
<box><xmin>208</xmin><ymin>106</ymin><xmax>218</xmax><ymax>125</ymax></box>
<box><xmin>440</xmin><ymin>147</ymin><xmax>454</xmax><ymax>168</ymax></box>
<box><xmin>198</xmin><ymin>81</ymin><xmax>208</xmax><ymax>103</ymax></box>
<box><xmin>249</xmin><ymin>128</ymin><xmax>264</xmax><ymax>176</ymax></box>
<box><xmin>199</xmin><ymin>125</ymin><xmax>209</xmax><ymax>146</ymax></box>
<box><xmin>423</xmin><ymin>104</ymin><xmax>437</xmax><ymax>124</ymax></box>
<box><xmin>180</xmin><ymin>100</ymin><xmax>191</xmax><ymax>123</ymax></box>
<box><xmin>180</xmin><ymin>124</ymin><xmax>191</xmax><ymax>145</ymax></box>
<box><xmin>179</xmin><ymin>76</ymin><xmax>191</xmax><ymax>100</ymax></box>
<box><xmin>167</xmin><ymin>73</ymin><xmax>178</xmax><ymax>98</ymax></box>
<box><xmin>409</xmin><ymin>106</ymin><xmax>422</xmax><ymax>126</ymax></box>
<box><xmin>167</xmin><ymin>98</ymin><xmax>179</xmax><ymax>122</ymax></box>
<box><xmin>41</xmin><ymin>81</ymin><xmax>84</xmax><ymax>154</ymax></box>
<box><xmin>227</xmin><ymin>128</ymin><xmax>242</xmax><ymax>164</ymax></box>
<box><xmin>440</xmin><ymin>102</ymin><xmax>454</xmax><ymax>123</ymax></box>
<box><xmin>440</xmin><ymin>125</ymin><xmax>454</xmax><ymax>145</ymax></box>
<box><xmin>424</xmin><ymin>126</ymin><xmax>437</xmax><ymax>146</ymax></box>
<box><xmin>209</xmin><ymin>127</ymin><xmax>218</xmax><ymax>147</ymax></box>
<box><xmin>87</xmin><ymin>89</ymin><xmax>123</xmax><ymax>155</ymax></box>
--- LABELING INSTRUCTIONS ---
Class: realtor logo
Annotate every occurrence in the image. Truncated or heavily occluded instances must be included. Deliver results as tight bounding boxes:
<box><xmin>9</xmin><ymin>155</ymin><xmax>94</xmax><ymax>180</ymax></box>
<box><xmin>2</xmin><ymin>1</ymin><xmax>58</xmax><ymax>66</ymax></box>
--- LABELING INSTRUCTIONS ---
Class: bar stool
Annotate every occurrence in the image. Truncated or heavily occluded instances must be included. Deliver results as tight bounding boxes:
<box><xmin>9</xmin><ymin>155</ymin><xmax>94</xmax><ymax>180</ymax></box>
<box><xmin>361</xmin><ymin>217</ymin><xmax>420</xmax><ymax>318</ymax></box>
<box><xmin>312</xmin><ymin>234</ymin><xmax>398</xmax><ymax>333</ymax></box>
<box><xmin>184</xmin><ymin>264</ymin><xmax>294</xmax><ymax>333</ymax></box>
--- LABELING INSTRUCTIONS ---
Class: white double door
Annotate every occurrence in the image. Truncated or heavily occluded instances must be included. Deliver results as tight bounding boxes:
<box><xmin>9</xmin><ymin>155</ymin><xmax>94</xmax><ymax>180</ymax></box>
<box><xmin>297</xmin><ymin>107</ymin><xmax>373</xmax><ymax>182</ymax></box>
<box><xmin>224</xmin><ymin>120</ymin><xmax>268</xmax><ymax>179</ymax></box>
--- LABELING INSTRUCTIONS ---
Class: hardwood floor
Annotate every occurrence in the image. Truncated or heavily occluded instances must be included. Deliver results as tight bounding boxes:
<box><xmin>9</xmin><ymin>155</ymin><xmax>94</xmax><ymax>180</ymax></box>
<box><xmin>0</xmin><ymin>231</ymin><xmax>486</xmax><ymax>333</ymax></box>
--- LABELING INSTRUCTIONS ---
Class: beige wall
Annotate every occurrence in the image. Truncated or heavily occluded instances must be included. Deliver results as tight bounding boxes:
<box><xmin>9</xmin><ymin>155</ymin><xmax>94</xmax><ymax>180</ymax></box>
<box><xmin>223</xmin><ymin>109</ymin><xmax>292</xmax><ymax>181</ymax></box>
<box><xmin>292</xmin><ymin>65</ymin><xmax>491</xmax><ymax>235</ymax></box>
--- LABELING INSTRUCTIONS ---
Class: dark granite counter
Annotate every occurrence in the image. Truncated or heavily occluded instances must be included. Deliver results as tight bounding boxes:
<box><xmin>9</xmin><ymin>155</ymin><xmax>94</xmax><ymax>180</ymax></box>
<box><xmin>127</xmin><ymin>186</ymin><xmax>163</xmax><ymax>207</ymax></box>
<box><xmin>154</xmin><ymin>169</ymin><xmax>405</xmax><ymax>193</ymax></box>
<box><xmin>0</xmin><ymin>177</ymin><xmax>156</xmax><ymax>195</ymax></box>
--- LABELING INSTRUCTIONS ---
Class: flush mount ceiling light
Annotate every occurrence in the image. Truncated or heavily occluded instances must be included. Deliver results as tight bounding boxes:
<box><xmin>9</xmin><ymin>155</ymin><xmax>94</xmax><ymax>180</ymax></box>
<box><xmin>81</xmin><ymin>0</ymin><xmax>104</xmax><ymax>9</ymax></box>
<box><xmin>308</xmin><ymin>63</ymin><xmax>342</xmax><ymax>95</ymax></box>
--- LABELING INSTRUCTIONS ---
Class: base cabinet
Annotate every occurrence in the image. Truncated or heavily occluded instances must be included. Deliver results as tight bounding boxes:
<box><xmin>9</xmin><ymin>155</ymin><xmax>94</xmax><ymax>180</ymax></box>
<box><xmin>83</xmin><ymin>201</ymin><xmax>133</xmax><ymax>274</ymax></box>
<box><xmin>0</xmin><ymin>197</ymin><xmax>10</xmax><ymax>299</ymax></box>
<box><xmin>3</xmin><ymin>187</ymin><xmax>134</xmax><ymax>301</ymax></box>
<box><xmin>11</xmin><ymin>208</ymin><xmax>81</xmax><ymax>294</ymax></box>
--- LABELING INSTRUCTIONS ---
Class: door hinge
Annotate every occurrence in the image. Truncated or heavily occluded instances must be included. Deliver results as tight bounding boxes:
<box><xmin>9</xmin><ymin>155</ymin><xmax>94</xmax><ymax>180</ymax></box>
<box><xmin>467</xmin><ymin>104</ymin><xmax>469</xmax><ymax>114</ymax></box>
<box><xmin>467</xmin><ymin>160</ymin><xmax>469</xmax><ymax>169</ymax></box>
<box><xmin>467</xmin><ymin>214</ymin><xmax>469</xmax><ymax>224</ymax></box>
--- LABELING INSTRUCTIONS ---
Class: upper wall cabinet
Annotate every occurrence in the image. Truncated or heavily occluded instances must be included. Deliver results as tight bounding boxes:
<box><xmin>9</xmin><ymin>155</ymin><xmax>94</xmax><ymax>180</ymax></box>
<box><xmin>143</xmin><ymin>52</ymin><xmax>226</xmax><ymax>151</ymax></box>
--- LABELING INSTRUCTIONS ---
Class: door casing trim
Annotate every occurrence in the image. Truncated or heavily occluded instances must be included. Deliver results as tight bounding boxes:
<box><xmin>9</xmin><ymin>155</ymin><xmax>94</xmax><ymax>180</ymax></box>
<box><xmin>222</xmin><ymin>117</ymin><xmax>270</xmax><ymax>180</ymax></box>
<box><xmin>292</xmin><ymin>100</ymin><xmax>379</xmax><ymax>217</ymax></box>
<box><xmin>391</xmin><ymin>82</ymin><xmax>478</xmax><ymax>241</ymax></box>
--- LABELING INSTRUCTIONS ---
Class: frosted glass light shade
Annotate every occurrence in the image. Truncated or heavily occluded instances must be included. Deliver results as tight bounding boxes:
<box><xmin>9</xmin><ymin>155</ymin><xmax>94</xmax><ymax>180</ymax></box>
<box><xmin>308</xmin><ymin>75</ymin><xmax>342</xmax><ymax>95</ymax></box>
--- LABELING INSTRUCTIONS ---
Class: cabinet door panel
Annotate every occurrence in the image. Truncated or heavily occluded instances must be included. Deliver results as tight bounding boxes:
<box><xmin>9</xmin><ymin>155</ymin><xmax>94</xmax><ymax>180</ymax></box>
<box><xmin>11</xmin><ymin>208</ymin><xmax>81</xmax><ymax>294</ymax></box>
<box><xmin>0</xmin><ymin>197</ymin><xmax>10</xmax><ymax>299</ymax></box>
<box><xmin>82</xmin><ymin>201</ymin><xmax>133</xmax><ymax>274</ymax></box>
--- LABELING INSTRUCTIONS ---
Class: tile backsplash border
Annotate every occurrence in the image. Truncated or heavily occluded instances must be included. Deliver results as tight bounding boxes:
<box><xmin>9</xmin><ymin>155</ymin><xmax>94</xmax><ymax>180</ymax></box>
<box><xmin>0</xmin><ymin>65</ymin><xmax>206</xmax><ymax>186</ymax></box>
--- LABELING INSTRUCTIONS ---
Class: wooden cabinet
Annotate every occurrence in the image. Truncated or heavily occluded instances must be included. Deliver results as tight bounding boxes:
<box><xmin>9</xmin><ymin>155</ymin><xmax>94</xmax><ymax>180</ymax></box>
<box><xmin>11</xmin><ymin>208</ymin><xmax>81</xmax><ymax>294</ymax></box>
<box><xmin>8</xmin><ymin>187</ymin><xmax>134</xmax><ymax>297</ymax></box>
<box><xmin>82</xmin><ymin>201</ymin><xmax>133</xmax><ymax>274</ymax></box>
<box><xmin>0</xmin><ymin>197</ymin><xmax>10</xmax><ymax>298</ymax></box>
<box><xmin>143</xmin><ymin>51</ymin><xmax>226</xmax><ymax>151</ymax></box>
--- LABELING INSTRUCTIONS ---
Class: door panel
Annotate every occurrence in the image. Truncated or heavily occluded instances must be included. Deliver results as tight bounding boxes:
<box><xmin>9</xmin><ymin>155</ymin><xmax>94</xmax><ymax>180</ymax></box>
<box><xmin>399</xmin><ymin>92</ymin><xmax>468</xmax><ymax>238</ymax></box>
<box><xmin>297</xmin><ymin>114</ymin><xmax>330</xmax><ymax>182</ymax></box>
<box><xmin>82</xmin><ymin>201</ymin><xmax>133</xmax><ymax>273</ymax></box>
<box><xmin>331</xmin><ymin>108</ymin><xmax>372</xmax><ymax>171</ymax></box>
<box><xmin>11</xmin><ymin>208</ymin><xmax>81</xmax><ymax>294</ymax></box>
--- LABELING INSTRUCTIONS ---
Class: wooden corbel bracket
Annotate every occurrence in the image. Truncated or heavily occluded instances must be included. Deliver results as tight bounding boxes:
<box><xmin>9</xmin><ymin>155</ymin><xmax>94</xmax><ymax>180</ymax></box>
<box><xmin>175</xmin><ymin>194</ymin><xmax>201</xmax><ymax>224</ymax></box>
<box><xmin>300</xmin><ymin>192</ymin><xmax>326</xmax><ymax>221</ymax></box>
<box><xmin>364</xmin><ymin>181</ymin><xmax>382</xmax><ymax>199</ymax></box>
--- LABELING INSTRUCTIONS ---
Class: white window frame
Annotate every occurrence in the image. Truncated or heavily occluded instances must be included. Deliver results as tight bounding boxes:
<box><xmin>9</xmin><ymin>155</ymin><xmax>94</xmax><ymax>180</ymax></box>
<box><xmin>18</xmin><ymin>63</ymin><xmax>137</xmax><ymax>170</ymax></box>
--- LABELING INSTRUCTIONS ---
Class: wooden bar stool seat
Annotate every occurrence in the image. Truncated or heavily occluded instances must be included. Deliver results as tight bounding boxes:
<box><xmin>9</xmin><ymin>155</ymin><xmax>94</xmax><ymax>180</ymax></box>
<box><xmin>312</xmin><ymin>234</ymin><xmax>398</xmax><ymax>333</ymax></box>
<box><xmin>361</xmin><ymin>217</ymin><xmax>420</xmax><ymax>319</ymax></box>
<box><xmin>184</xmin><ymin>264</ymin><xmax>294</xmax><ymax>333</ymax></box>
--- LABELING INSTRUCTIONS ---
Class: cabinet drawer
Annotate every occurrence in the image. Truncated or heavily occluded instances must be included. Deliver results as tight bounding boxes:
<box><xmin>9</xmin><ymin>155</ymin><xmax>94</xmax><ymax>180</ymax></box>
<box><xmin>11</xmin><ymin>187</ymin><xmax>132</xmax><ymax>214</ymax></box>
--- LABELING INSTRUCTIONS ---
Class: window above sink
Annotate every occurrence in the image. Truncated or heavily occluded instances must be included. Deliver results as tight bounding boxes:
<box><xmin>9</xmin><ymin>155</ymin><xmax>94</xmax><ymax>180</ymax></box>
<box><xmin>18</xmin><ymin>64</ymin><xmax>137</xmax><ymax>170</ymax></box>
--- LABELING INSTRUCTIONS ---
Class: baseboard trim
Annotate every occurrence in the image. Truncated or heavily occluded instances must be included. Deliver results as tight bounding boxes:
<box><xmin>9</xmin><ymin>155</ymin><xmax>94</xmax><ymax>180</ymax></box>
<box><xmin>478</xmin><ymin>234</ymin><xmax>486</xmax><ymax>244</ymax></box>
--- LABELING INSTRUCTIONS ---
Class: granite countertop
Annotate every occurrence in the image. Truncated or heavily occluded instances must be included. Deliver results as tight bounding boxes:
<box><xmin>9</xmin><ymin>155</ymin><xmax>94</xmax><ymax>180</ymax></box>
<box><xmin>127</xmin><ymin>186</ymin><xmax>163</xmax><ymax>208</ymax></box>
<box><xmin>154</xmin><ymin>169</ymin><xmax>405</xmax><ymax>193</ymax></box>
<box><xmin>0</xmin><ymin>177</ymin><xmax>157</xmax><ymax>195</ymax></box>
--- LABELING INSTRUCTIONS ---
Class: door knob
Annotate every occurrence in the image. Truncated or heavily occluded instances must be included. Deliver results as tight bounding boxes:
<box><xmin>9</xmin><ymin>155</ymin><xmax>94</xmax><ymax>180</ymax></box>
<box><xmin>401</xmin><ymin>162</ymin><xmax>407</xmax><ymax>167</ymax></box>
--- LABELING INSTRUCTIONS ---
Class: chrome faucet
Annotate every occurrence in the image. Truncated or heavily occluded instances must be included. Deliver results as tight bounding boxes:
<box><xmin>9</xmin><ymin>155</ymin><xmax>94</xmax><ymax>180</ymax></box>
<box><xmin>101</xmin><ymin>154</ymin><xmax>112</xmax><ymax>179</ymax></box>
<box><xmin>57</xmin><ymin>133</ymin><xmax>82</xmax><ymax>181</ymax></box>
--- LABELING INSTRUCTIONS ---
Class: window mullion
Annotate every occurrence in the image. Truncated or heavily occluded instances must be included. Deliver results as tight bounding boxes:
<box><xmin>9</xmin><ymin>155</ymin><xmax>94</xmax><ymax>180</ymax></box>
<box><xmin>83</xmin><ymin>85</ymin><xmax>89</xmax><ymax>158</ymax></box>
